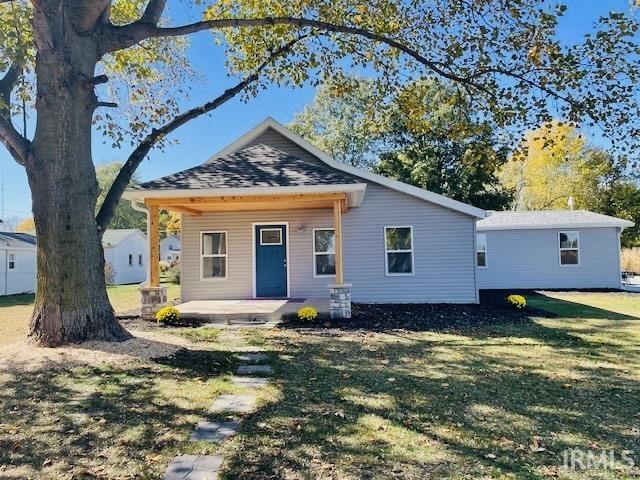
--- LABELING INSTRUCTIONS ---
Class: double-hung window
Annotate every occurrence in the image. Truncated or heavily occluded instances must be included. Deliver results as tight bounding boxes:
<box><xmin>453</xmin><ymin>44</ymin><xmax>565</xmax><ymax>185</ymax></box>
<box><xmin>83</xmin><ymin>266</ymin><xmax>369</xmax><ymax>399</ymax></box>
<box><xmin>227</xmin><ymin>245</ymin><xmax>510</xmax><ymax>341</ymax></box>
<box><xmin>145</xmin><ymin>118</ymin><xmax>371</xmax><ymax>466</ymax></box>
<box><xmin>313</xmin><ymin>229</ymin><xmax>335</xmax><ymax>276</ymax></box>
<box><xmin>202</xmin><ymin>231</ymin><xmax>227</xmax><ymax>279</ymax></box>
<box><xmin>128</xmin><ymin>254</ymin><xmax>133</xmax><ymax>267</ymax></box>
<box><xmin>7</xmin><ymin>253</ymin><xmax>15</xmax><ymax>270</ymax></box>
<box><xmin>138</xmin><ymin>254</ymin><xmax>143</xmax><ymax>267</ymax></box>
<box><xmin>476</xmin><ymin>233</ymin><xmax>487</xmax><ymax>267</ymax></box>
<box><xmin>559</xmin><ymin>231</ymin><xmax>579</xmax><ymax>265</ymax></box>
<box><xmin>384</xmin><ymin>226</ymin><xmax>414</xmax><ymax>275</ymax></box>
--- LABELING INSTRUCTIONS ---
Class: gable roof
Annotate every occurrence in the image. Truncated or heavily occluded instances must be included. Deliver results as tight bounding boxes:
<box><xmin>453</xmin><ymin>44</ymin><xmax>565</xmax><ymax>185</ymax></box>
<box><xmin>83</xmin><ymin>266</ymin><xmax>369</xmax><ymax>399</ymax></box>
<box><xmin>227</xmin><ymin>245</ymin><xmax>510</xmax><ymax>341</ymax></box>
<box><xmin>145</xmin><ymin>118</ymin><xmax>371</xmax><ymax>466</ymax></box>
<box><xmin>127</xmin><ymin>117</ymin><xmax>485</xmax><ymax>218</ymax></box>
<box><xmin>137</xmin><ymin>143</ymin><xmax>358</xmax><ymax>190</ymax></box>
<box><xmin>477</xmin><ymin>210</ymin><xmax>635</xmax><ymax>231</ymax></box>
<box><xmin>102</xmin><ymin>229</ymin><xmax>146</xmax><ymax>247</ymax></box>
<box><xmin>0</xmin><ymin>232</ymin><xmax>36</xmax><ymax>249</ymax></box>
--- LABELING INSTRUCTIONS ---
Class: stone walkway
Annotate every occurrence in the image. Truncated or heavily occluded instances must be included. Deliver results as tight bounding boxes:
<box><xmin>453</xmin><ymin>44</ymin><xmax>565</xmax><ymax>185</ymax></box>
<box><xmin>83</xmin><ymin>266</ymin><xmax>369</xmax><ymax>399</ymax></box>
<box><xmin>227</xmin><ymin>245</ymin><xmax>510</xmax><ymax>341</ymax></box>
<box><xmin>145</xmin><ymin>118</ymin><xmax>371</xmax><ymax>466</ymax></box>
<box><xmin>163</xmin><ymin>332</ymin><xmax>274</xmax><ymax>480</ymax></box>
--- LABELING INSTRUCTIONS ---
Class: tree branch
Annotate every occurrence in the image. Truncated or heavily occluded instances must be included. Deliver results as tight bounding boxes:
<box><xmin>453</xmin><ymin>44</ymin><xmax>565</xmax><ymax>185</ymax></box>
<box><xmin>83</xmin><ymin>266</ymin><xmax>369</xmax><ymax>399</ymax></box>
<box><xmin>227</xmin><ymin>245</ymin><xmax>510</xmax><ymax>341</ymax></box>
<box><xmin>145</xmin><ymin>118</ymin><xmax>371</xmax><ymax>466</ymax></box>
<box><xmin>104</xmin><ymin>16</ymin><xmax>489</xmax><ymax>93</ymax></box>
<box><xmin>95</xmin><ymin>36</ymin><xmax>305</xmax><ymax>231</ymax></box>
<box><xmin>140</xmin><ymin>0</ymin><xmax>167</xmax><ymax>25</ymax></box>
<box><xmin>0</xmin><ymin>63</ymin><xmax>29</xmax><ymax>165</ymax></box>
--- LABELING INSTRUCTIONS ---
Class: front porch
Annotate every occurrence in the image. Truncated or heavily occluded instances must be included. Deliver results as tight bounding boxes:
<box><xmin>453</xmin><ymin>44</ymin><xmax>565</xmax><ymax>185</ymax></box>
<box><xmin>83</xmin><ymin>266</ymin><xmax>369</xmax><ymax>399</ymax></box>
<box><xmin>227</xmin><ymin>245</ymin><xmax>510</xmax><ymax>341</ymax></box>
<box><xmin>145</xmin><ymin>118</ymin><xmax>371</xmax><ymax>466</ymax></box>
<box><xmin>175</xmin><ymin>298</ymin><xmax>330</xmax><ymax>325</ymax></box>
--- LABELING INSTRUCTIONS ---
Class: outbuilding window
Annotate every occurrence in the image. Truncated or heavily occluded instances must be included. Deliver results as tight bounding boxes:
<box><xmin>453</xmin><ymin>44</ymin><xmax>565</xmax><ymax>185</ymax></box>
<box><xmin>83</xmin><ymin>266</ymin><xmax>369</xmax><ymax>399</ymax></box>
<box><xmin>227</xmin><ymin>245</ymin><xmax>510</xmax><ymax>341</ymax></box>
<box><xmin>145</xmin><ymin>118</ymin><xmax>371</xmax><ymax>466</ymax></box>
<box><xmin>559</xmin><ymin>231</ymin><xmax>579</xmax><ymax>265</ymax></box>
<box><xmin>313</xmin><ymin>229</ymin><xmax>335</xmax><ymax>276</ymax></box>
<box><xmin>128</xmin><ymin>254</ymin><xmax>133</xmax><ymax>266</ymax></box>
<box><xmin>8</xmin><ymin>253</ymin><xmax>15</xmax><ymax>270</ymax></box>
<box><xmin>138</xmin><ymin>254</ymin><xmax>143</xmax><ymax>267</ymax></box>
<box><xmin>201</xmin><ymin>231</ymin><xmax>227</xmax><ymax>279</ymax></box>
<box><xmin>476</xmin><ymin>233</ymin><xmax>487</xmax><ymax>267</ymax></box>
<box><xmin>385</xmin><ymin>226</ymin><xmax>414</xmax><ymax>275</ymax></box>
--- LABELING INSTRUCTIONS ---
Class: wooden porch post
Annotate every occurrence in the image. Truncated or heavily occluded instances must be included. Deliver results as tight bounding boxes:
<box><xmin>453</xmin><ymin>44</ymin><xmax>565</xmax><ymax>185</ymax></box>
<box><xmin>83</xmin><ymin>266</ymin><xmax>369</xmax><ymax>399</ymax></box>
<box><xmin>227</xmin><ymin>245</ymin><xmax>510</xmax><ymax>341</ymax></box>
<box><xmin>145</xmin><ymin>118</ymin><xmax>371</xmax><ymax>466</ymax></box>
<box><xmin>148</xmin><ymin>204</ymin><xmax>160</xmax><ymax>287</ymax></box>
<box><xmin>333</xmin><ymin>199</ymin><xmax>344</xmax><ymax>284</ymax></box>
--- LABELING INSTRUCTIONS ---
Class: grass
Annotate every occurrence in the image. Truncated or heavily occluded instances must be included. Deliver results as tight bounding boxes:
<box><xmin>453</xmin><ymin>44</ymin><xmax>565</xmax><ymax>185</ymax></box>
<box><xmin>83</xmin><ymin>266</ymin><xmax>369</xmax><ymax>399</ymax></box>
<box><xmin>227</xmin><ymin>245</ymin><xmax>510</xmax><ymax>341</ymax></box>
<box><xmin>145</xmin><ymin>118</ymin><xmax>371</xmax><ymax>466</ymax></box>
<box><xmin>0</xmin><ymin>291</ymin><xmax>639</xmax><ymax>479</ymax></box>
<box><xmin>0</xmin><ymin>283</ymin><xmax>180</xmax><ymax>346</ymax></box>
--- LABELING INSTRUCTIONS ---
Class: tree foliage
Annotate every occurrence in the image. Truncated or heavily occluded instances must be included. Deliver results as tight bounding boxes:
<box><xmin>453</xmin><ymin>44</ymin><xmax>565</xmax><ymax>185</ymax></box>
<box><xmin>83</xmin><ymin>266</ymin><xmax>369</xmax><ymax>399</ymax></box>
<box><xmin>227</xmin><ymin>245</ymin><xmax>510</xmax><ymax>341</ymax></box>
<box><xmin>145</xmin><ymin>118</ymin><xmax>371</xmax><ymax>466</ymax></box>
<box><xmin>15</xmin><ymin>217</ymin><xmax>35</xmax><ymax>233</ymax></box>
<box><xmin>289</xmin><ymin>78</ymin><xmax>385</xmax><ymax>168</ymax></box>
<box><xmin>373</xmin><ymin>80</ymin><xmax>513</xmax><ymax>210</ymax></box>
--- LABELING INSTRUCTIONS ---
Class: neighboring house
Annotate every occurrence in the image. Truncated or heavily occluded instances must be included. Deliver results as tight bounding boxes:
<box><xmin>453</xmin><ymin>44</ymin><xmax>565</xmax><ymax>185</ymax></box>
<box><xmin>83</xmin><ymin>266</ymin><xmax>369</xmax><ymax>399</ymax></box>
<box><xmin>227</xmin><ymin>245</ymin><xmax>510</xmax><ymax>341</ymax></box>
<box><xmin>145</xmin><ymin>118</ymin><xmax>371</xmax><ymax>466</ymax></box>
<box><xmin>0</xmin><ymin>232</ymin><xmax>37</xmax><ymax>296</ymax></box>
<box><xmin>476</xmin><ymin>210</ymin><xmax>633</xmax><ymax>290</ymax></box>
<box><xmin>160</xmin><ymin>234</ymin><xmax>181</xmax><ymax>262</ymax></box>
<box><xmin>124</xmin><ymin>117</ymin><xmax>486</xmax><ymax>313</ymax></box>
<box><xmin>102</xmin><ymin>229</ymin><xmax>148</xmax><ymax>285</ymax></box>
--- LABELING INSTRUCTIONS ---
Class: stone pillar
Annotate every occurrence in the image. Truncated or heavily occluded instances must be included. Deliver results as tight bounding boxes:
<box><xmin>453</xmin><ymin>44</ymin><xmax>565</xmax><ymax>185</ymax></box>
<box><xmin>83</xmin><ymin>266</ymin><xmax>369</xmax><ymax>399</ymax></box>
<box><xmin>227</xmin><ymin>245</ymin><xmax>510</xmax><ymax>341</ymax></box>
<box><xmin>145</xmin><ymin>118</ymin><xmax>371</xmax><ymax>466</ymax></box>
<box><xmin>140</xmin><ymin>285</ymin><xmax>168</xmax><ymax>320</ymax></box>
<box><xmin>329</xmin><ymin>283</ymin><xmax>352</xmax><ymax>319</ymax></box>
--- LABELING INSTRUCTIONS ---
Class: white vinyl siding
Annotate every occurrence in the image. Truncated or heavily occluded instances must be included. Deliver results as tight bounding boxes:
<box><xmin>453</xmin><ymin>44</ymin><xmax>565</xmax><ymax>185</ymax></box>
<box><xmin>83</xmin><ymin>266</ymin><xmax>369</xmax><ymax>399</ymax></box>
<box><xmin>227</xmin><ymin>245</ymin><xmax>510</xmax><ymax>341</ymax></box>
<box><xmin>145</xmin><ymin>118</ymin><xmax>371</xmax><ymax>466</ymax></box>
<box><xmin>0</xmin><ymin>248</ymin><xmax>36</xmax><ymax>295</ymax></box>
<box><xmin>102</xmin><ymin>231</ymin><xmax>148</xmax><ymax>285</ymax></box>
<box><xmin>181</xmin><ymin>182</ymin><xmax>477</xmax><ymax>303</ymax></box>
<box><xmin>478</xmin><ymin>227</ymin><xmax>621</xmax><ymax>289</ymax></box>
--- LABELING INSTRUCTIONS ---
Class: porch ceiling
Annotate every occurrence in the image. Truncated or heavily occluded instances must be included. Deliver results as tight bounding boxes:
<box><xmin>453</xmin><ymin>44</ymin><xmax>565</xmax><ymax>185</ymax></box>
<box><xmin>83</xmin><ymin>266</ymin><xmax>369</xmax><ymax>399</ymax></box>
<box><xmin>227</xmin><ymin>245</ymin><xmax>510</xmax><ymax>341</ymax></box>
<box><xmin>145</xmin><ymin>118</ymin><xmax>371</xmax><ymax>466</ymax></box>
<box><xmin>144</xmin><ymin>192</ymin><xmax>349</xmax><ymax>215</ymax></box>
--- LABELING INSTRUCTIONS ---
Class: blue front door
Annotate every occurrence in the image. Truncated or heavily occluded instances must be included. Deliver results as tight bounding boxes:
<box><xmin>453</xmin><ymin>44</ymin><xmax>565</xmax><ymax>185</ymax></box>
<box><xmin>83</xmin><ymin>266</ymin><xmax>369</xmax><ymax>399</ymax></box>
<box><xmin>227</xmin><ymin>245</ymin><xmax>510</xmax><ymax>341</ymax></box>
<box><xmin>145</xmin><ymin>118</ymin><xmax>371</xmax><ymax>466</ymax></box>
<box><xmin>255</xmin><ymin>224</ymin><xmax>287</xmax><ymax>297</ymax></box>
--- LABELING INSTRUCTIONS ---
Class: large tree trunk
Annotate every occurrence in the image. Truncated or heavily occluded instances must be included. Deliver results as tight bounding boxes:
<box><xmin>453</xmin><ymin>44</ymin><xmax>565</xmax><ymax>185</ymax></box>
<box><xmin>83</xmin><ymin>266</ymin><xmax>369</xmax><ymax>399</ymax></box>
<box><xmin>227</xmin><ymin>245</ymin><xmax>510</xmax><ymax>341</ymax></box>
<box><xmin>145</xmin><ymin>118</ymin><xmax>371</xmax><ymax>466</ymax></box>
<box><xmin>26</xmin><ymin>2</ymin><xmax>131</xmax><ymax>347</ymax></box>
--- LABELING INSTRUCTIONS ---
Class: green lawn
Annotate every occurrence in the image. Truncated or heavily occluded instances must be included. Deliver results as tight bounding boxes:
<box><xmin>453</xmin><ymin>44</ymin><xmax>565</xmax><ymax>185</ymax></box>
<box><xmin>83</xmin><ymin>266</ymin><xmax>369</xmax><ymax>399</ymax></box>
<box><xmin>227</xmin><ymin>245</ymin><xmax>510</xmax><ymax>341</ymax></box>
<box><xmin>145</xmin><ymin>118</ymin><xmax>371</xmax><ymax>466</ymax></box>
<box><xmin>0</xmin><ymin>283</ymin><xmax>180</xmax><ymax>346</ymax></box>
<box><xmin>0</xmin><ymin>291</ymin><xmax>639</xmax><ymax>479</ymax></box>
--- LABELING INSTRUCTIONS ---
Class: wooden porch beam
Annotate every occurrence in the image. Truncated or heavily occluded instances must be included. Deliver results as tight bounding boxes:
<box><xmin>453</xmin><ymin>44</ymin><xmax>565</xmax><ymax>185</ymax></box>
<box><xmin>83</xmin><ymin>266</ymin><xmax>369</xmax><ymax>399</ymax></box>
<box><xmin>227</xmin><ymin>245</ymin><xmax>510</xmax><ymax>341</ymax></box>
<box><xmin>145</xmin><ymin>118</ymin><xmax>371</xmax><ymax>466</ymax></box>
<box><xmin>333</xmin><ymin>199</ymin><xmax>344</xmax><ymax>284</ymax></box>
<box><xmin>164</xmin><ymin>205</ymin><xmax>202</xmax><ymax>216</ymax></box>
<box><xmin>144</xmin><ymin>192</ymin><xmax>347</xmax><ymax>207</ymax></box>
<box><xmin>148</xmin><ymin>204</ymin><xmax>160</xmax><ymax>287</ymax></box>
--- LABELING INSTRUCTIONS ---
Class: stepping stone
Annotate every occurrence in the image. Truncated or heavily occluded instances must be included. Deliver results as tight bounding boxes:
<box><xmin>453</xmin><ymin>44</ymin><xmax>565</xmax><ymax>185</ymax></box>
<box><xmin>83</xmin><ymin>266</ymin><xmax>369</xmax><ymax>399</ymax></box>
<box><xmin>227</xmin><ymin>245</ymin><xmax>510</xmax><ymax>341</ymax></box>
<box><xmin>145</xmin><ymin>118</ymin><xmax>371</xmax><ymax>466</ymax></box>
<box><xmin>163</xmin><ymin>454</ymin><xmax>223</xmax><ymax>480</ymax></box>
<box><xmin>235</xmin><ymin>353</ymin><xmax>269</xmax><ymax>363</ymax></box>
<box><xmin>190</xmin><ymin>420</ymin><xmax>240</xmax><ymax>443</ymax></box>
<box><xmin>209</xmin><ymin>394</ymin><xmax>257</xmax><ymax>414</ymax></box>
<box><xmin>230</xmin><ymin>376</ymin><xmax>269</xmax><ymax>388</ymax></box>
<box><xmin>236</xmin><ymin>364</ymin><xmax>273</xmax><ymax>375</ymax></box>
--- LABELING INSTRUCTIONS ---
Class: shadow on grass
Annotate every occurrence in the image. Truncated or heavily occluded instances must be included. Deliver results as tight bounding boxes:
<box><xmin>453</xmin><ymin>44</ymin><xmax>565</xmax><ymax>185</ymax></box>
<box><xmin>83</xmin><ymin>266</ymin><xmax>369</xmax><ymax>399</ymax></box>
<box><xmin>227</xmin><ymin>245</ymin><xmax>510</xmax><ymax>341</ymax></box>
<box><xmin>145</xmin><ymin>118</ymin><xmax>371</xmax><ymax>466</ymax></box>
<box><xmin>0</xmin><ymin>293</ymin><xmax>34</xmax><ymax>308</ymax></box>
<box><xmin>0</xmin><ymin>348</ymin><xmax>238</xmax><ymax>478</ymax></box>
<box><xmin>221</xmin><ymin>326</ymin><xmax>640</xmax><ymax>480</ymax></box>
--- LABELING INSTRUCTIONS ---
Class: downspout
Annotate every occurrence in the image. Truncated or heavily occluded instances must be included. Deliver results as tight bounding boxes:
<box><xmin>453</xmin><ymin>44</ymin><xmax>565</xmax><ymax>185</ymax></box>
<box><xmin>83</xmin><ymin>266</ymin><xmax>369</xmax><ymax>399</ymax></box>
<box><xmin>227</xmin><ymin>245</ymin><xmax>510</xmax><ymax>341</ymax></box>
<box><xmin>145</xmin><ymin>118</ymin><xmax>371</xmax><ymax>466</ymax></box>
<box><xmin>130</xmin><ymin>200</ymin><xmax>150</xmax><ymax>286</ymax></box>
<box><xmin>473</xmin><ymin>219</ymin><xmax>480</xmax><ymax>304</ymax></box>
<box><xmin>617</xmin><ymin>226</ymin><xmax>624</xmax><ymax>290</ymax></box>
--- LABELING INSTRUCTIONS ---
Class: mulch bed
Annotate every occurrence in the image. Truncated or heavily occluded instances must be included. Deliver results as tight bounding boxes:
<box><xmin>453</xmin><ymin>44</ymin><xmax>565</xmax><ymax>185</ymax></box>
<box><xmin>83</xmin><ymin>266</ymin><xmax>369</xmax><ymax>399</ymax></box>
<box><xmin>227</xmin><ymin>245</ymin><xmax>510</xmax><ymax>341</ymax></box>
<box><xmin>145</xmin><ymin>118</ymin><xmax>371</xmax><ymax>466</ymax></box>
<box><xmin>279</xmin><ymin>300</ymin><xmax>555</xmax><ymax>333</ymax></box>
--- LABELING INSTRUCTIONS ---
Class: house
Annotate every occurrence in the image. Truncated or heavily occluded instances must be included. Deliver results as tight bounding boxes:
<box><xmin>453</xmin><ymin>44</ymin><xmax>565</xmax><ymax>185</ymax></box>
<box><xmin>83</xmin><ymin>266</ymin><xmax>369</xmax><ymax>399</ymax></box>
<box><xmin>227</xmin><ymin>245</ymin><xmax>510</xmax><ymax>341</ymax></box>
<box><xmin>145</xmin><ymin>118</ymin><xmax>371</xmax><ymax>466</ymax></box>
<box><xmin>0</xmin><ymin>232</ymin><xmax>36</xmax><ymax>296</ymax></box>
<box><xmin>476</xmin><ymin>210</ymin><xmax>633</xmax><ymax>290</ymax></box>
<box><xmin>102</xmin><ymin>229</ymin><xmax>148</xmax><ymax>285</ymax></box>
<box><xmin>160</xmin><ymin>234</ymin><xmax>181</xmax><ymax>262</ymax></box>
<box><xmin>124</xmin><ymin>118</ymin><xmax>486</xmax><ymax>319</ymax></box>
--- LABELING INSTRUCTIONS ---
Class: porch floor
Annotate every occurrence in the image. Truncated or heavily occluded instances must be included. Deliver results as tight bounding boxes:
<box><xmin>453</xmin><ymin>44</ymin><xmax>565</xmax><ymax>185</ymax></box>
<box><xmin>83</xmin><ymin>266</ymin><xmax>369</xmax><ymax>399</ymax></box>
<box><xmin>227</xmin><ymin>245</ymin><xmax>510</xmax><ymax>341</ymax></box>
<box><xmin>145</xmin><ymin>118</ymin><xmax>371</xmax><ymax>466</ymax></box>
<box><xmin>176</xmin><ymin>298</ymin><xmax>329</xmax><ymax>326</ymax></box>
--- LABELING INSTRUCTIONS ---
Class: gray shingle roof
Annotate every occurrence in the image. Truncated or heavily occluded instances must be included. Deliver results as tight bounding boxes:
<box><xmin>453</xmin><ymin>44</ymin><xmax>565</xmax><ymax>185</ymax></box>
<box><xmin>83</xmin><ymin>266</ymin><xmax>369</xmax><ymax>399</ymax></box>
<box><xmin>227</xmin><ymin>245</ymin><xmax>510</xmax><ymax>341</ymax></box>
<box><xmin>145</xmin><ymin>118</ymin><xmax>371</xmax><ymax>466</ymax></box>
<box><xmin>477</xmin><ymin>210</ymin><xmax>634</xmax><ymax>230</ymax></box>
<box><xmin>136</xmin><ymin>144</ymin><xmax>357</xmax><ymax>191</ymax></box>
<box><xmin>102</xmin><ymin>229</ymin><xmax>144</xmax><ymax>247</ymax></box>
<box><xmin>0</xmin><ymin>232</ymin><xmax>36</xmax><ymax>248</ymax></box>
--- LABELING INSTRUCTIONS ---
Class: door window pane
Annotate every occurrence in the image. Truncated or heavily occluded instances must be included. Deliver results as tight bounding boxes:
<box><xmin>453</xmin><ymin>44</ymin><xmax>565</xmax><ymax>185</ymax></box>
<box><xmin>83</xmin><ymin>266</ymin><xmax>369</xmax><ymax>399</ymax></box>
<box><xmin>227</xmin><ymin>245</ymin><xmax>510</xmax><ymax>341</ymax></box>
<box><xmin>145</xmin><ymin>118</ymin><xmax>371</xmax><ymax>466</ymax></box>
<box><xmin>260</xmin><ymin>229</ymin><xmax>282</xmax><ymax>245</ymax></box>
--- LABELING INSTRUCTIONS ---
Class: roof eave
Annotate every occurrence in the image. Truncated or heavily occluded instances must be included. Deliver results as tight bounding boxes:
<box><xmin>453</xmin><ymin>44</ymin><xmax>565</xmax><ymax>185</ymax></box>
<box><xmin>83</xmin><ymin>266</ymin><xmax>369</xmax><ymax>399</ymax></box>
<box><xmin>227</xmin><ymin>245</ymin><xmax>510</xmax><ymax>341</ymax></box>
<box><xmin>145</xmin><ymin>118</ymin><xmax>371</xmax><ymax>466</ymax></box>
<box><xmin>477</xmin><ymin>221</ymin><xmax>635</xmax><ymax>231</ymax></box>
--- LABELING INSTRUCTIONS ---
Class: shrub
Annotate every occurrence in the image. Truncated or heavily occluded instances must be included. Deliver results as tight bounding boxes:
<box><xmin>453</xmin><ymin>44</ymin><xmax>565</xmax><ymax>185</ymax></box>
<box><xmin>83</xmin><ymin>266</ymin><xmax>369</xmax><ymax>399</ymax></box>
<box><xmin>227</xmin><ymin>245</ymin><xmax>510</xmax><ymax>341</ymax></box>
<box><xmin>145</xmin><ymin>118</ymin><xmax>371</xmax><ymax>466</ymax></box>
<box><xmin>506</xmin><ymin>294</ymin><xmax>526</xmax><ymax>309</ymax></box>
<box><xmin>165</xmin><ymin>265</ymin><xmax>181</xmax><ymax>284</ymax></box>
<box><xmin>621</xmin><ymin>247</ymin><xmax>640</xmax><ymax>273</ymax></box>
<box><xmin>159</xmin><ymin>260</ymin><xmax>171</xmax><ymax>273</ymax></box>
<box><xmin>156</xmin><ymin>305</ymin><xmax>180</xmax><ymax>324</ymax></box>
<box><xmin>104</xmin><ymin>262</ymin><xmax>116</xmax><ymax>285</ymax></box>
<box><xmin>297</xmin><ymin>305</ymin><xmax>318</xmax><ymax>321</ymax></box>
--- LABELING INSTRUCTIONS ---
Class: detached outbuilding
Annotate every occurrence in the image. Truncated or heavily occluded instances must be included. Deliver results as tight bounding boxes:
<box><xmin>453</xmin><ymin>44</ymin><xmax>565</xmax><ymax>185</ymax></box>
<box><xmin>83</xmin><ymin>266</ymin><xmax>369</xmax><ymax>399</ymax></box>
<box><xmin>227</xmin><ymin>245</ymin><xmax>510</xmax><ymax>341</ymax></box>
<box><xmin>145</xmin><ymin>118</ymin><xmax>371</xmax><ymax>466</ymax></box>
<box><xmin>476</xmin><ymin>210</ymin><xmax>633</xmax><ymax>290</ymax></box>
<box><xmin>0</xmin><ymin>232</ymin><xmax>37</xmax><ymax>296</ymax></box>
<box><xmin>102</xmin><ymin>229</ymin><xmax>148</xmax><ymax>285</ymax></box>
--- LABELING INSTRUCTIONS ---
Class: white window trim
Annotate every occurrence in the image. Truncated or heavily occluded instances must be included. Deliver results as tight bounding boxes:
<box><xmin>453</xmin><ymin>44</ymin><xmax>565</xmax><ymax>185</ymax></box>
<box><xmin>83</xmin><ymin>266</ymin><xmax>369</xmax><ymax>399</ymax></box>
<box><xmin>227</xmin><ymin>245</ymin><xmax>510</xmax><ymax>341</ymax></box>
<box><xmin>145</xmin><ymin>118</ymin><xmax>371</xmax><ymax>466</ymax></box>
<box><xmin>7</xmin><ymin>253</ymin><xmax>15</xmax><ymax>270</ymax></box>
<box><xmin>476</xmin><ymin>233</ymin><xmax>488</xmax><ymax>269</ymax></box>
<box><xmin>312</xmin><ymin>228</ymin><xmax>336</xmax><ymax>278</ymax></box>
<box><xmin>558</xmin><ymin>230</ymin><xmax>580</xmax><ymax>266</ymax></box>
<box><xmin>260</xmin><ymin>228</ymin><xmax>283</xmax><ymax>246</ymax></box>
<box><xmin>384</xmin><ymin>226</ymin><xmax>415</xmax><ymax>276</ymax></box>
<box><xmin>200</xmin><ymin>231</ymin><xmax>228</xmax><ymax>281</ymax></box>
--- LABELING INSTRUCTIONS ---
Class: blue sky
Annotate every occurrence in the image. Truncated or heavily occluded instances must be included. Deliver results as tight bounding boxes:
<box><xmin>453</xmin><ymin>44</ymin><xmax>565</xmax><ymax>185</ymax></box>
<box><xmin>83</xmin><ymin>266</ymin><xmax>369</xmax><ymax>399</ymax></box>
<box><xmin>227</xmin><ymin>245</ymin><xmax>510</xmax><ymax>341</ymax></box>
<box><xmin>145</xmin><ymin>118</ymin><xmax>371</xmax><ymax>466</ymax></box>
<box><xmin>0</xmin><ymin>0</ymin><xmax>633</xmax><ymax>223</ymax></box>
